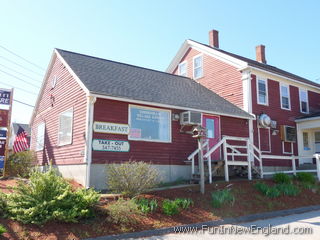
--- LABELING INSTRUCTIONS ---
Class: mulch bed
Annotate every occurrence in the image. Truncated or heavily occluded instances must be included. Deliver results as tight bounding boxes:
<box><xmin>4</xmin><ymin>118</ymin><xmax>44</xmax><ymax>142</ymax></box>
<box><xmin>0</xmin><ymin>179</ymin><xmax>319</xmax><ymax>240</ymax></box>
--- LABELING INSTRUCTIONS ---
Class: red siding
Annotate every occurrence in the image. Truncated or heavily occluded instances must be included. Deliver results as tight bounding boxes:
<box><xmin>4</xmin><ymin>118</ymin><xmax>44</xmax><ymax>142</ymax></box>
<box><xmin>172</xmin><ymin>48</ymin><xmax>244</xmax><ymax>108</ymax></box>
<box><xmin>92</xmin><ymin>98</ymin><xmax>198</xmax><ymax>165</ymax></box>
<box><xmin>220</xmin><ymin>116</ymin><xmax>249</xmax><ymax>138</ymax></box>
<box><xmin>31</xmin><ymin>55</ymin><xmax>87</xmax><ymax>165</ymax></box>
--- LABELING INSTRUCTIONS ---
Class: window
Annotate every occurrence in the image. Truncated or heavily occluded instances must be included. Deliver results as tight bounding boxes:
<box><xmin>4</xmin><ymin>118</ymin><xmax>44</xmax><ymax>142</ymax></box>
<box><xmin>58</xmin><ymin>108</ymin><xmax>73</xmax><ymax>146</ymax></box>
<box><xmin>303</xmin><ymin>132</ymin><xmax>310</xmax><ymax>150</ymax></box>
<box><xmin>206</xmin><ymin>118</ymin><xmax>215</xmax><ymax>138</ymax></box>
<box><xmin>299</xmin><ymin>89</ymin><xmax>309</xmax><ymax>113</ymax></box>
<box><xmin>193</xmin><ymin>55</ymin><xmax>203</xmax><ymax>79</ymax></box>
<box><xmin>128</xmin><ymin>105</ymin><xmax>171</xmax><ymax>143</ymax></box>
<box><xmin>280</xmin><ymin>84</ymin><xmax>290</xmax><ymax>110</ymax></box>
<box><xmin>257</xmin><ymin>78</ymin><xmax>268</xmax><ymax>105</ymax></box>
<box><xmin>36</xmin><ymin>122</ymin><xmax>45</xmax><ymax>151</ymax></box>
<box><xmin>178</xmin><ymin>61</ymin><xmax>187</xmax><ymax>77</ymax></box>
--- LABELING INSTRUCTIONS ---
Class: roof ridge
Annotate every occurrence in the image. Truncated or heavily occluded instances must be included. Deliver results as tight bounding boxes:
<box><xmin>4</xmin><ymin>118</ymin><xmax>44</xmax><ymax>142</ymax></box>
<box><xmin>55</xmin><ymin>48</ymin><xmax>191</xmax><ymax>80</ymax></box>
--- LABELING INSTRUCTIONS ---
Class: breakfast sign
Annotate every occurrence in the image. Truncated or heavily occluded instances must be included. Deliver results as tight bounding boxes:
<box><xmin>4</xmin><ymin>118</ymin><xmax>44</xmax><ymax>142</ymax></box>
<box><xmin>93</xmin><ymin>121</ymin><xmax>129</xmax><ymax>135</ymax></box>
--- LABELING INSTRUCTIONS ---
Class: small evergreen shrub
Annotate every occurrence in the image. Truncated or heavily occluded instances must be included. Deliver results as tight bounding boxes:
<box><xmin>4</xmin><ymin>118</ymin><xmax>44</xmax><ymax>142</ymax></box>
<box><xmin>295</xmin><ymin>173</ymin><xmax>315</xmax><ymax>184</ymax></box>
<box><xmin>106</xmin><ymin>198</ymin><xmax>140</xmax><ymax>224</ymax></box>
<box><xmin>211</xmin><ymin>189</ymin><xmax>235</xmax><ymax>208</ymax></box>
<box><xmin>5</xmin><ymin>166</ymin><xmax>100</xmax><ymax>225</ymax></box>
<box><xmin>135</xmin><ymin>198</ymin><xmax>158</xmax><ymax>214</ymax></box>
<box><xmin>106</xmin><ymin>161</ymin><xmax>160</xmax><ymax>197</ymax></box>
<box><xmin>0</xmin><ymin>224</ymin><xmax>7</xmax><ymax>235</ymax></box>
<box><xmin>273</xmin><ymin>173</ymin><xmax>291</xmax><ymax>184</ymax></box>
<box><xmin>161</xmin><ymin>198</ymin><xmax>193</xmax><ymax>216</ymax></box>
<box><xmin>276</xmin><ymin>183</ymin><xmax>300</xmax><ymax>196</ymax></box>
<box><xmin>6</xmin><ymin>151</ymin><xmax>36</xmax><ymax>178</ymax></box>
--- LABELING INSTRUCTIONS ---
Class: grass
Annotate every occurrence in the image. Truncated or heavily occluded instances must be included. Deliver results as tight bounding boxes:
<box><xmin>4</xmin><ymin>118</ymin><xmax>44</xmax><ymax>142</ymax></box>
<box><xmin>0</xmin><ymin>224</ymin><xmax>7</xmax><ymax>235</ymax></box>
<box><xmin>211</xmin><ymin>189</ymin><xmax>235</xmax><ymax>208</ymax></box>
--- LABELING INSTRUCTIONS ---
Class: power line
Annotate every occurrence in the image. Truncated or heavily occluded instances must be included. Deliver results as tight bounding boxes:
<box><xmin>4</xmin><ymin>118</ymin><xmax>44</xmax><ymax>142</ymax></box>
<box><xmin>0</xmin><ymin>55</ymin><xmax>43</xmax><ymax>77</ymax></box>
<box><xmin>0</xmin><ymin>63</ymin><xmax>42</xmax><ymax>83</ymax></box>
<box><xmin>13</xmin><ymin>99</ymin><xmax>34</xmax><ymax>108</ymax></box>
<box><xmin>0</xmin><ymin>45</ymin><xmax>45</xmax><ymax>71</ymax></box>
<box><xmin>0</xmin><ymin>69</ymin><xmax>40</xmax><ymax>89</ymax></box>
<box><xmin>0</xmin><ymin>80</ymin><xmax>37</xmax><ymax>95</ymax></box>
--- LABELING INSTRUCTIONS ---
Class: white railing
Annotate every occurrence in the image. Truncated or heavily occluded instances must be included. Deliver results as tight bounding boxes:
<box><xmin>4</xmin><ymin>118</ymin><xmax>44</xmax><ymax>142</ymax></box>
<box><xmin>187</xmin><ymin>136</ymin><xmax>320</xmax><ymax>184</ymax></box>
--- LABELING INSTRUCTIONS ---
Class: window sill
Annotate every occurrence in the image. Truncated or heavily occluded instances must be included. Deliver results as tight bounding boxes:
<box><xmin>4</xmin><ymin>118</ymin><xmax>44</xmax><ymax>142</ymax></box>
<box><xmin>281</xmin><ymin>107</ymin><xmax>291</xmax><ymax>111</ymax></box>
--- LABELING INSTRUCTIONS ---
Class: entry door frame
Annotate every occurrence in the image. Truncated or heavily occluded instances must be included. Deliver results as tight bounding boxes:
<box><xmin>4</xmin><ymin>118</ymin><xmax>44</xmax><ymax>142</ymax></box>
<box><xmin>202</xmin><ymin>114</ymin><xmax>221</xmax><ymax>160</ymax></box>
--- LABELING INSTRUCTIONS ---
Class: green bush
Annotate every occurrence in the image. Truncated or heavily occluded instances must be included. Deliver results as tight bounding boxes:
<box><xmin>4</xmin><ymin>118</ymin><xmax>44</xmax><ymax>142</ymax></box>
<box><xmin>6</xmin><ymin>151</ymin><xmax>36</xmax><ymax>178</ymax></box>
<box><xmin>0</xmin><ymin>192</ymin><xmax>7</xmax><ymax>216</ymax></box>
<box><xmin>211</xmin><ymin>189</ymin><xmax>235</xmax><ymax>208</ymax></box>
<box><xmin>276</xmin><ymin>183</ymin><xmax>300</xmax><ymax>196</ymax></box>
<box><xmin>5</xmin><ymin>166</ymin><xmax>100</xmax><ymax>225</ymax></box>
<box><xmin>273</xmin><ymin>173</ymin><xmax>291</xmax><ymax>184</ymax></box>
<box><xmin>0</xmin><ymin>224</ymin><xmax>6</xmax><ymax>235</ymax></box>
<box><xmin>161</xmin><ymin>198</ymin><xmax>193</xmax><ymax>216</ymax></box>
<box><xmin>135</xmin><ymin>198</ymin><xmax>158</xmax><ymax>214</ymax></box>
<box><xmin>106</xmin><ymin>198</ymin><xmax>140</xmax><ymax>224</ymax></box>
<box><xmin>254</xmin><ymin>182</ymin><xmax>280</xmax><ymax>198</ymax></box>
<box><xmin>106</xmin><ymin>161</ymin><xmax>160</xmax><ymax>197</ymax></box>
<box><xmin>295</xmin><ymin>173</ymin><xmax>315</xmax><ymax>184</ymax></box>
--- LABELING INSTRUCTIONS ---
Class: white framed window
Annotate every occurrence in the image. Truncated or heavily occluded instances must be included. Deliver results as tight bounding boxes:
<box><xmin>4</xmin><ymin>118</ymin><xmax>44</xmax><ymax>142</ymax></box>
<box><xmin>299</xmin><ymin>89</ymin><xmax>309</xmax><ymax>113</ymax></box>
<box><xmin>36</xmin><ymin>122</ymin><xmax>45</xmax><ymax>151</ymax></box>
<box><xmin>256</xmin><ymin>77</ymin><xmax>268</xmax><ymax>105</ymax></box>
<box><xmin>58</xmin><ymin>108</ymin><xmax>73</xmax><ymax>146</ymax></box>
<box><xmin>303</xmin><ymin>132</ymin><xmax>310</xmax><ymax>150</ymax></box>
<box><xmin>193</xmin><ymin>54</ymin><xmax>203</xmax><ymax>79</ymax></box>
<box><xmin>178</xmin><ymin>61</ymin><xmax>187</xmax><ymax>77</ymax></box>
<box><xmin>280</xmin><ymin>83</ymin><xmax>291</xmax><ymax>110</ymax></box>
<box><xmin>128</xmin><ymin>105</ymin><xmax>171</xmax><ymax>143</ymax></box>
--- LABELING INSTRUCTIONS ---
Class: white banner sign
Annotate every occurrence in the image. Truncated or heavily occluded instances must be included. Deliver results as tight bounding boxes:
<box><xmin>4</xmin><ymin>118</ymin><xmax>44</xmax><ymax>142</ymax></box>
<box><xmin>93</xmin><ymin>121</ymin><xmax>130</xmax><ymax>135</ymax></box>
<box><xmin>92</xmin><ymin>139</ymin><xmax>130</xmax><ymax>152</ymax></box>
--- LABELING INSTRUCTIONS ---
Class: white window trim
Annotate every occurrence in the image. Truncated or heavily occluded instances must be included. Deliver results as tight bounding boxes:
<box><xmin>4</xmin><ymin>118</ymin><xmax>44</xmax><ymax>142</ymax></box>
<box><xmin>128</xmin><ymin>104</ymin><xmax>172</xmax><ymax>143</ymax></box>
<box><xmin>282</xmin><ymin>141</ymin><xmax>293</xmax><ymax>155</ymax></box>
<box><xmin>256</xmin><ymin>77</ymin><xmax>268</xmax><ymax>106</ymax></box>
<box><xmin>178</xmin><ymin>61</ymin><xmax>187</xmax><ymax>77</ymax></box>
<box><xmin>57</xmin><ymin>107</ymin><xmax>74</xmax><ymax>146</ymax></box>
<box><xmin>257</xmin><ymin>125</ymin><xmax>271</xmax><ymax>153</ymax></box>
<box><xmin>280</xmin><ymin>83</ymin><xmax>291</xmax><ymax>110</ymax></box>
<box><xmin>193</xmin><ymin>54</ymin><xmax>203</xmax><ymax>80</ymax></box>
<box><xmin>299</xmin><ymin>88</ymin><xmax>309</xmax><ymax>113</ymax></box>
<box><xmin>36</xmin><ymin>122</ymin><xmax>45</xmax><ymax>151</ymax></box>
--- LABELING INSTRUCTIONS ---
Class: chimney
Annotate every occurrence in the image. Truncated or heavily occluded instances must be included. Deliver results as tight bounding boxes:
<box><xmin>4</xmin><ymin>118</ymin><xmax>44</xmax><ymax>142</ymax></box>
<box><xmin>256</xmin><ymin>45</ymin><xmax>266</xmax><ymax>64</ymax></box>
<box><xmin>209</xmin><ymin>30</ymin><xmax>219</xmax><ymax>48</ymax></box>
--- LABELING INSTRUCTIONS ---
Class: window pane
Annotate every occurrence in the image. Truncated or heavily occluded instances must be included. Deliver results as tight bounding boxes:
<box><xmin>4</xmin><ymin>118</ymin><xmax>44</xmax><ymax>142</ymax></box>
<box><xmin>281</xmin><ymin>85</ymin><xmax>288</xmax><ymax>97</ymax></box>
<box><xmin>315</xmin><ymin>132</ymin><xmax>320</xmax><ymax>142</ymax></box>
<box><xmin>300</xmin><ymin>90</ymin><xmax>307</xmax><ymax>101</ymax></box>
<box><xmin>282</xmin><ymin>97</ymin><xmax>289</xmax><ymax>109</ymax></box>
<box><xmin>258</xmin><ymin>80</ymin><xmax>266</xmax><ymax>92</ymax></box>
<box><xmin>259</xmin><ymin>95</ymin><xmax>266</xmax><ymax>104</ymax></box>
<box><xmin>194</xmin><ymin>67</ymin><xmax>202</xmax><ymax>78</ymax></box>
<box><xmin>258</xmin><ymin>80</ymin><xmax>267</xmax><ymax>104</ymax></box>
<box><xmin>303</xmin><ymin>132</ymin><xmax>309</xmax><ymax>149</ymax></box>
<box><xmin>129</xmin><ymin>106</ymin><xmax>170</xmax><ymax>142</ymax></box>
<box><xmin>206</xmin><ymin>119</ymin><xmax>215</xmax><ymax>138</ymax></box>
<box><xmin>178</xmin><ymin>63</ymin><xmax>186</xmax><ymax>76</ymax></box>
<box><xmin>194</xmin><ymin>56</ymin><xmax>202</xmax><ymax>68</ymax></box>
<box><xmin>301</xmin><ymin>102</ymin><xmax>307</xmax><ymax>112</ymax></box>
<box><xmin>58</xmin><ymin>109</ymin><xmax>73</xmax><ymax>145</ymax></box>
<box><xmin>36</xmin><ymin>123</ymin><xmax>45</xmax><ymax>151</ymax></box>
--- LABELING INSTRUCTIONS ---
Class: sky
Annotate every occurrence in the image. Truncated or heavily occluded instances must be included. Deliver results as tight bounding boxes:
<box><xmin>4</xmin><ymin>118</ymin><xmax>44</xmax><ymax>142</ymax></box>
<box><xmin>0</xmin><ymin>0</ymin><xmax>320</xmax><ymax>124</ymax></box>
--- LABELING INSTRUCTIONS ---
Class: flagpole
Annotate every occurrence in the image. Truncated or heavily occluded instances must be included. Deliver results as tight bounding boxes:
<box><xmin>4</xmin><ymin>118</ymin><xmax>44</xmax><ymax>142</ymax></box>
<box><xmin>2</xmin><ymin>88</ymin><xmax>13</xmax><ymax>178</ymax></box>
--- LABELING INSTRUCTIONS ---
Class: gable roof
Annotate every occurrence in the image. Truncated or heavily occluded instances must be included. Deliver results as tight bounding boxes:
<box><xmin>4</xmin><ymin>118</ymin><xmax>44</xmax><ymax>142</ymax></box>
<box><xmin>167</xmin><ymin>39</ymin><xmax>320</xmax><ymax>89</ymax></box>
<box><xmin>55</xmin><ymin>49</ymin><xmax>252</xmax><ymax>119</ymax></box>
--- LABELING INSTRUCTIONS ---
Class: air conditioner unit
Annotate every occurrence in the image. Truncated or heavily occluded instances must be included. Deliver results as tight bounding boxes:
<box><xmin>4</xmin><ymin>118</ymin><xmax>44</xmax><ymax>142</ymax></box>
<box><xmin>280</xmin><ymin>125</ymin><xmax>296</xmax><ymax>142</ymax></box>
<box><xmin>180</xmin><ymin>111</ymin><xmax>202</xmax><ymax>125</ymax></box>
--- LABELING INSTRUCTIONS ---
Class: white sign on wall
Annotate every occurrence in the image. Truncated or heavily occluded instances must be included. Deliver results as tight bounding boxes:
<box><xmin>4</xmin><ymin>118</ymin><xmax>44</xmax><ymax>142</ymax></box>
<box><xmin>93</xmin><ymin>121</ymin><xmax>130</xmax><ymax>135</ymax></box>
<box><xmin>92</xmin><ymin>139</ymin><xmax>130</xmax><ymax>152</ymax></box>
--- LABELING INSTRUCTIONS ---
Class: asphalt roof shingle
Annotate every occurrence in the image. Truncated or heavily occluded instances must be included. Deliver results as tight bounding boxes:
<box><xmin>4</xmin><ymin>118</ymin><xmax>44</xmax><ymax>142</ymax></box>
<box><xmin>56</xmin><ymin>49</ymin><xmax>252</xmax><ymax>119</ymax></box>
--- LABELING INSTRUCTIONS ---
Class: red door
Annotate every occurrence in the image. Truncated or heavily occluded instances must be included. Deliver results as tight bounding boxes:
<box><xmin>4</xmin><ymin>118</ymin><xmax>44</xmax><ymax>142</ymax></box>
<box><xmin>202</xmin><ymin>115</ymin><xmax>220</xmax><ymax>160</ymax></box>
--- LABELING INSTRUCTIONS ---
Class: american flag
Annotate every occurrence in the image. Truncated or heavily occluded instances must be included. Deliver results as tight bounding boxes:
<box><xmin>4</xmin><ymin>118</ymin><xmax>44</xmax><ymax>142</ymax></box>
<box><xmin>13</xmin><ymin>126</ymin><xmax>29</xmax><ymax>153</ymax></box>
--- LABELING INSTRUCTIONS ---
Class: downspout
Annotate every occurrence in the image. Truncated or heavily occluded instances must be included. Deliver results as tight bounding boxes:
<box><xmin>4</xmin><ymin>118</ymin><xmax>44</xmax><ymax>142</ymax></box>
<box><xmin>85</xmin><ymin>95</ymin><xmax>96</xmax><ymax>188</ymax></box>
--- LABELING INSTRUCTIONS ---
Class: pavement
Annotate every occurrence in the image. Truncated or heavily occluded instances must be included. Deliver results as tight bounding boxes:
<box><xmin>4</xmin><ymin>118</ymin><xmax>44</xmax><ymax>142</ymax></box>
<box><xmin>138</xmin><ymin>210</ymin><xmax>320</xmax><ymax>240</ymax></box>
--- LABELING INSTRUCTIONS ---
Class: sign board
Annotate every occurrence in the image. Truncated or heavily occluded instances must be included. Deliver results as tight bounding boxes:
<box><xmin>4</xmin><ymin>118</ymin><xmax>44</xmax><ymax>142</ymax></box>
<box><xmin>0</xmin><ymin>156</ymin><xmax>4</xmax><ymax>169</ymax></box>
<box><xmin>93</xmin><ymin>121</ymin><xmax>130</xmax><ymax>135</ymax></box>
<box><xmin>0</xmin><ymin>89</ymin><xmax>11</xmax><ymax>105</ymax></box>
<box><xmin>0</xmin><ymin>140</ymin><xmax>6</xmax><ymax>156</ymax></box>
<box><xmin>0</xmin><ymin>130</ymin><xmax>6</xmax><ymax>138</ymax></box>
<box><xmin>0</xmin><ymin>110</ymin><xmax>9</xmax><ymax>127</ymax></box>
<box><xmin>92</xmin><ymin>139</ymin><xmax>130</xmax><ymax>152</ymax></box>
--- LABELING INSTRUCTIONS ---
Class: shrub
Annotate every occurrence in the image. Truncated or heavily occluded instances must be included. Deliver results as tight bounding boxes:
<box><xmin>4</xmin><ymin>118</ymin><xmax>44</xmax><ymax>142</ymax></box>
<box><xmin>106</xmin><ymin>198</ymin><xmax>140</xmax><ymax>224</ymax></box>
<box><xmin>0</xmin><ymin>192</ymin><xmax>7</xmax><ymax>216</ymax></box>
<box><xmin>6</xmin><ymin>151</ymin><xmax>36</xmax><ymax>178</ymax></box>
<box><xmin>0</xmin><ymin>224</ymin><xmax>6</xmax><ymax>235</ymax></box>
<box><xmin>273</xmin><ymin>173</ymin><xmax>291</xmax><ymax>184</ymax></box>
<box><xmin>5</xmin><ymin>166</ymin><xmax>100</xmax><ymax>225</ymax></box>
<box><xmin>254</xmin><ymin>182</ymin><xmax>280</xmax><ymax>198</ymax></box>
<box><xmin>276</xmin><ymin>183</ymin><xmax>300</xmax><ymax>196</ymax></box>
<box><xmin>135</xmin><ymin>198</ymin><xmax>158</xmax><ymax>214</ymax></box>
<box><xmin>106</xmin><ymin>161</ymin><xmax>160</xmax><ymax>197</ymax></box>
<box><xmin>161</xmin><ymin>198</ymin><xmax>193</xmax><ymax>216</ymax></box>
<box><xmin>211</xmin><ymin>189</ymin><xmax>235</xmax><ymax>208</ymax></box>
<box><xmin>295</xmin><ymin>173</ymin><xmax>315</xmax><ymax>184</ymax></box>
